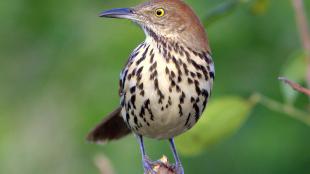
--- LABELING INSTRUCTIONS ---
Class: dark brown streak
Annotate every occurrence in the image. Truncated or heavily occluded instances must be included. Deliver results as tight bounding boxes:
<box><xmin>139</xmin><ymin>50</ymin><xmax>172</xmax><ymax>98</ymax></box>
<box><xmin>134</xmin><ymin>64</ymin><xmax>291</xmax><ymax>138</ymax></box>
<box><xmin>130</xmin><ymin>94</ymin><xmax>136</xmax><ymax>109</ymax></box>
<box><xmin>144</xmin><ymin>99</ymin><xmax>154</xmax><ymax>121</ymax></box>
<box><xmin>184</xmin><ymin>113</ymin><xmax>191</xmax><ymax>127</ymax></box>
<box><xmin>136</xmin><ymin>45</ymin><xmax>150</xmax><ymax>66</ymax></box>
<box><xmin>193</xmin><ymin>103</ymin><xmax>200</xmax><ymax>121</ymax></box>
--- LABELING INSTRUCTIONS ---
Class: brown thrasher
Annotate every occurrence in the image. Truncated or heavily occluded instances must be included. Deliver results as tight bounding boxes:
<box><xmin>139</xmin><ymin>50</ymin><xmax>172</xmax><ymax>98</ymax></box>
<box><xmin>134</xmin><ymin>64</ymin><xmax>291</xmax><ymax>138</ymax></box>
<box><xmin>87</xmin><ymin>0</ymin><xmax>215</xmax><ymax>173</ymax></box>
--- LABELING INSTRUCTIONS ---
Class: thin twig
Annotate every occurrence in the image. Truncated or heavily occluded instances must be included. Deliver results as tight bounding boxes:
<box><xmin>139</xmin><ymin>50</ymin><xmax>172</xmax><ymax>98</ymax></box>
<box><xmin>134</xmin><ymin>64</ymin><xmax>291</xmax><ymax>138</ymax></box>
<box><xmin>204</xmin><ymin>0</ymin><xmax>265</xmax><ymax>26</ymax></box>
<box><xmin>95</xmin><ymin>154</ymin><xmax>115</xmax><ymax>174</ymax></box>
<box><xmin>146</xmin><ymin>156</ymin><xmax>176</xmax><ymax>174</ymax></box>
<box><xmin>278</xmin><ymin>77</ymin><xmax>310</xmax><ymax>96</ymax></box>
<box><xmin>291</xmin><ymin>0</ymin><xmax>310</xmax><ymax>86</ymax></box>
<box><xmin>252</xmin><ymin>93</ymin><xmax>310</xmax><ymax>126</ymax></box>
<box><xmin>203</xmin><ymin>0</ymin><xmax>241</xmax><ymax>26</ymax></box>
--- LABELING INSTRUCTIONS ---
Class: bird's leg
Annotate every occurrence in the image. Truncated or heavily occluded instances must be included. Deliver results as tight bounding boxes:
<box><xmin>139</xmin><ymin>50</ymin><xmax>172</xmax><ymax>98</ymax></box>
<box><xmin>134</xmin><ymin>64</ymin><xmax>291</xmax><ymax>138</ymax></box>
<box><xmin>169</xmin><ymin>138</ymin><xmax>184</xmax><ymax>174</ymax></box>
<box><xmin>137</xmin><ymin>135</ymin><xmax>156</xmax><ymax>174</ymax></box>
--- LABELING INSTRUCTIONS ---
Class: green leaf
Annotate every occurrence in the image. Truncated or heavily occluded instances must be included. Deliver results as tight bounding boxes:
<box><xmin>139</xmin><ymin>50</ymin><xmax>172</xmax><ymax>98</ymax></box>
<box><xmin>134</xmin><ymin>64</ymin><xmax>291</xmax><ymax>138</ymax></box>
<box><xmin>250</xmin><ymin>0</ymin><xmax>270</xmax><ymax>15</ymax></box>
<box><xmin>280</xmin><ymin>51</ymin><xmax>307</xmax><ymax>104</ymax></box>
<box><xmin>176</xmin><ymin>96</ymin><xmax>254</xmax><ymax>156</ymax></box>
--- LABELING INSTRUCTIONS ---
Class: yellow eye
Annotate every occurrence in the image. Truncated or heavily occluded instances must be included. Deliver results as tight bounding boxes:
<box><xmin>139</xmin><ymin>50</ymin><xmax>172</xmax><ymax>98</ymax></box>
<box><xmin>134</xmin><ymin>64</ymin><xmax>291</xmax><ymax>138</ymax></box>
<box><xmin>155</xmin><ymin>8</ymin><xmax>165</xmax><ymax>17</ymax></box>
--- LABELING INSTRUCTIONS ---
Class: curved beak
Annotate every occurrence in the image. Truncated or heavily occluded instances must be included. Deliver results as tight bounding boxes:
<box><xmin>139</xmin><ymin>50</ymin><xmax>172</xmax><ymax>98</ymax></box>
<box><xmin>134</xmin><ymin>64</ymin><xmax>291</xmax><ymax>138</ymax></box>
<box><xmin>99</xmin><ymin>8</ymin><xmax>135</xmax><ymax>20</ymax></box>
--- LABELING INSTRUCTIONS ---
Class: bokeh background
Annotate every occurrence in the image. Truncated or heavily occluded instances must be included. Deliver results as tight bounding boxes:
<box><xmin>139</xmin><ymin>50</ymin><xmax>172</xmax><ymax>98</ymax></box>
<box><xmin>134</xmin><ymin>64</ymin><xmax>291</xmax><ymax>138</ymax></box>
<box><xmin>1</xmin><ymin>0</ymin><xmax>310</xmax><ymax>174</ymax></box>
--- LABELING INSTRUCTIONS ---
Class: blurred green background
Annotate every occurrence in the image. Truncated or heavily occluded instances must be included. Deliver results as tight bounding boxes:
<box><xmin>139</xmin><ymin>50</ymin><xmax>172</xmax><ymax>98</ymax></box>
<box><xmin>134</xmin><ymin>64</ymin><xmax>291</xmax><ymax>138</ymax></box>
<box><xmin>1</xmin><ymin>0</ymin><xmax>310</xmax><ymax>173</ymax></box>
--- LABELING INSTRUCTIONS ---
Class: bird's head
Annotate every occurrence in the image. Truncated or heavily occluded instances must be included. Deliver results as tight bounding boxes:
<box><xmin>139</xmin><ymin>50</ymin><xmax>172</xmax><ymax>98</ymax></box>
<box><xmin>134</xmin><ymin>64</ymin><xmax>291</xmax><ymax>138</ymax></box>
<box><xmin>100</xmin><ymin>0</ymin><xmax>210</xmax><ymax>51</ymax></box>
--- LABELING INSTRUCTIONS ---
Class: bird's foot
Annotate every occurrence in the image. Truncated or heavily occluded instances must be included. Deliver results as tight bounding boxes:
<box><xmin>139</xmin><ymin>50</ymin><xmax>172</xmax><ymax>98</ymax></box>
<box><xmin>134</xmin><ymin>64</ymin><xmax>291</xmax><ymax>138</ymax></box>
<box><xmin>142</xmin><ymin>155</ymin><xmax>184</xmax><ymax>174</ymax></box>
<box><xmin>142</xmin><ymin>156</ymin><xmax>157</xmax><ymax>174</ymax></box>
<box><xmin>172</xmin><ymin>163</ymin><xmax>184</xmax><ymax>174</ymax></box>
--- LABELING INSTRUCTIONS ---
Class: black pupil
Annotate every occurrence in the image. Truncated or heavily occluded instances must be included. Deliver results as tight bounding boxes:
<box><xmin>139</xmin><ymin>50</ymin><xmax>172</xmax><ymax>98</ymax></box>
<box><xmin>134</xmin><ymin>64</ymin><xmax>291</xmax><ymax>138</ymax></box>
<box><xmin>157</xmin><ymin>10</ymin><xmax>162</xmax><ymax>16</ymax></box>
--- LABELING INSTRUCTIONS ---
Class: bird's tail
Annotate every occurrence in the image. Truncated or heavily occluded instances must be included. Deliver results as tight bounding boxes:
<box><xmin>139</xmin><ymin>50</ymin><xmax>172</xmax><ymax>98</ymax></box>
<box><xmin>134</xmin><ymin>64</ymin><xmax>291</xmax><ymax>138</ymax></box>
<box><xmin>86</xmin><ymin>107</ymin><xmax>131</xmax><ymax>143</ymax></box>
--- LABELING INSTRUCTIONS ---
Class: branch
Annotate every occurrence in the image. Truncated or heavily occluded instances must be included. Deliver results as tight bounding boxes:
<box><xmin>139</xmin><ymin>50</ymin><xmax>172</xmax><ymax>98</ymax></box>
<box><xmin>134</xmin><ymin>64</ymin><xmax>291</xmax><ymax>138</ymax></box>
<box><xmin>203</xmin><ymin>0</ymin><xmax>241</xmax><ymax>26</ymax></box>
<box><xmin>279</xmin><ymin>77</ymin><xmax>310</xmax><ymax>96</ymax></box>
<box><xmin>251</xmin><ymin>93</ymin><xmax>310</xmax><ymax>126</ymax></box>
<box><xmin>291</xmin><ymin>0</ymin><xmax>310</xmax><ymax>86</ymax></box>
<box><xmin>95</xmin><ymin>154</ymin><xmax>115</xmax><ymax>174</ymax></box>
<box><xmin>95</xmin><ymin>155</ymin><xmax>177</xmax><ymax>174</ymax></box>
<box><xmin>149</xmin><ymin>156</ymin><xmax>176</xmax><ymax>174</ymax></box>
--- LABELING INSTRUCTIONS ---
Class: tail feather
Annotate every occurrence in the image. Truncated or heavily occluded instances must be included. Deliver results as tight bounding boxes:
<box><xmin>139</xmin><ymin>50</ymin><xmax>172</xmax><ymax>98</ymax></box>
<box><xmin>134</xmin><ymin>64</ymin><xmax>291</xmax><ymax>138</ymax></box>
<box><xmin>86</xmin><ymin>107</ymin><xmax>131</xmax><ymax>143</ymax></box>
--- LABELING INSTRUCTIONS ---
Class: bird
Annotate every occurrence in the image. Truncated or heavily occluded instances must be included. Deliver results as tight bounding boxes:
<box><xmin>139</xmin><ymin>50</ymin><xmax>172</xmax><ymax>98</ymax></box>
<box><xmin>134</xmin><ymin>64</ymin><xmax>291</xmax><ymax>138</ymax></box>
<box><xmin>87</xmin><ymin>0</ymin><xmax>215</xmax><ymax>173</ymax></box>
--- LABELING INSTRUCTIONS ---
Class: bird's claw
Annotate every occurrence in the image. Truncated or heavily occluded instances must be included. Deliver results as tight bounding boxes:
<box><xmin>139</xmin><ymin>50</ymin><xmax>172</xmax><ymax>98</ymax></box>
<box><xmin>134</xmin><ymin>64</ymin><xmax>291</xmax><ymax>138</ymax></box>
<box><xmin>142</xmin><ymin>156</ymin><xmax>184</xmax><ymax>174</ymax></box>
<box><xmin>142</xmin><ymin>156</ymin><xmax>156</xmax><ymax>174</ymax></box>
<box><xmin>175</xmin><ymin>167</ymin><xmax>184</xmax><ymax>174</ymax></box>
<box><xmin>172</xmin><ymin>163</ymin><xmax>184</xmax><ymax>174</ymax></box>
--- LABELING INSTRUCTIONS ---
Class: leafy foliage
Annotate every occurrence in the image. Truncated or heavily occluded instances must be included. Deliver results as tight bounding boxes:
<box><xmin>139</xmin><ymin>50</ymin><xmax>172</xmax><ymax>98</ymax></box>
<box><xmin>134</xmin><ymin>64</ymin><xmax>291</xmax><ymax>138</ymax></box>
<box><xmin>176</xmin><ymin>96</ymin><xmax>254</xmax><ymax>156</ymax></box>
<box><xmin>250</xmin><ymin>0</ymin><xmax>270</xmax><ymax>15</ymax></box>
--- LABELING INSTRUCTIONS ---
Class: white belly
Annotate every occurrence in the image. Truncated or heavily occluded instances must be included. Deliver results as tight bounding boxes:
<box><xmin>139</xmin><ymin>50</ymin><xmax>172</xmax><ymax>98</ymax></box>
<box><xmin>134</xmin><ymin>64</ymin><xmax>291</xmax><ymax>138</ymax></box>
<box><xmin>120</xmin><ymin>39</ymin><xmax>214</xmax><ymax>139</ymax></box>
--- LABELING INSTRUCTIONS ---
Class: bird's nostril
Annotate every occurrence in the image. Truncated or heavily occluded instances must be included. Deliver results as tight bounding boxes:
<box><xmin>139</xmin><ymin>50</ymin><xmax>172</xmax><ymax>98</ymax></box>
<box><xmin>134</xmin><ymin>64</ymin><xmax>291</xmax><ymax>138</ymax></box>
<box><xmin>129</xmin><ymin>8</ymin><xmax>135</xmax><ymax>14</ymax></box>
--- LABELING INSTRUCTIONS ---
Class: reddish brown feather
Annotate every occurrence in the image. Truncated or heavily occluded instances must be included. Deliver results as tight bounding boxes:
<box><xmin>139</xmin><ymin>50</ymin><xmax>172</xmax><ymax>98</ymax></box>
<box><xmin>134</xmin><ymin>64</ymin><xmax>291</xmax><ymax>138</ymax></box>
<box><xmin>138</xmin><ymin>0</ymin><xmax>211</xmax><ymax>52</ymax></box>
<box><xmin>86</xmin><ymin>107</ymin><xmax>131</xmax><ymax>143</ymax></box>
